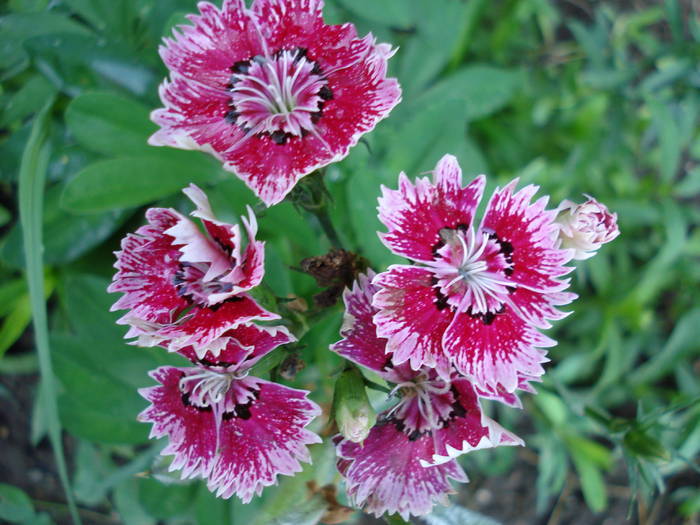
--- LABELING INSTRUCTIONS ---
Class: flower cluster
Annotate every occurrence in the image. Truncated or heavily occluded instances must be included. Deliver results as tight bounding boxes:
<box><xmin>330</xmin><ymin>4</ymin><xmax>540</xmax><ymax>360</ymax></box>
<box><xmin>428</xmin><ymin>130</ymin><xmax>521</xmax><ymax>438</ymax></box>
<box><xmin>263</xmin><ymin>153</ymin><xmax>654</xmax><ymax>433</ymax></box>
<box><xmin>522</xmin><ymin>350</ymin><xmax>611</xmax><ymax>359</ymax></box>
<box><xmin>330</xmin><ymin>154</ymin><xmax>618</xmax><ymax>519</ymax></box>
<box><xmin>110</xmin><ymin>185</ymin><xmax>321</xmax><ymax>501</ymax></box>
<box><xmin>149</xmin><ymin>0</ymin><xmax>400</xmax><ymax>206</ymax></box>
<box><xmin>109</xmin><ymin>0</ymin><xmax>621</xmax><ymax>517</ymax></box>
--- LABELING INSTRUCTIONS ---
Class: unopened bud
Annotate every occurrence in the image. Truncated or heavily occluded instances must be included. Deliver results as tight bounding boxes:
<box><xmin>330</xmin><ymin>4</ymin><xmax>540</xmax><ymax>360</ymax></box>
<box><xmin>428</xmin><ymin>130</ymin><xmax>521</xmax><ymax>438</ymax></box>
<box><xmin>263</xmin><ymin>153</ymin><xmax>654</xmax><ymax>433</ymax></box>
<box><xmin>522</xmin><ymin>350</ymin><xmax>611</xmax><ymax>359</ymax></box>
<box><xmin>554</xmin><ymin>196</ymin><xmax>619</xmax><ymax>260</ymax></box>
<box><xmin>333</xmin><ymin>367</ymin><xmax>376</xmax><ymax>443</ymax></box>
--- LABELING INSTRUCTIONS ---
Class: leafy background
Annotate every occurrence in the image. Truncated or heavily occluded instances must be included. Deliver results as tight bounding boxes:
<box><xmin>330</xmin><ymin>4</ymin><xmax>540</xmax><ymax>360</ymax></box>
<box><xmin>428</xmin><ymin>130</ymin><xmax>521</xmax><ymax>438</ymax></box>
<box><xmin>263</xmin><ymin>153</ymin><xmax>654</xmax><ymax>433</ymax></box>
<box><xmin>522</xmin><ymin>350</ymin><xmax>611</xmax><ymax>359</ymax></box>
<box><xmin>1</xmin><ymin>0</ymin><xmax>699</xmax><ymax>524</ymax></box>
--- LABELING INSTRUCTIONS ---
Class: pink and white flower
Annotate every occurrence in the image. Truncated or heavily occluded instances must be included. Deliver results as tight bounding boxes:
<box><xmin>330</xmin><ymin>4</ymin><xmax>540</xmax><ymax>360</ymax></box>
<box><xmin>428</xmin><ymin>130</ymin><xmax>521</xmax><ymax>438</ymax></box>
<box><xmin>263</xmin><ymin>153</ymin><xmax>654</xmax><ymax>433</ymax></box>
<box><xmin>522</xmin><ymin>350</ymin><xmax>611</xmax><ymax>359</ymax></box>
<box><xmin>109</xmin><ymin>184</ymin><xmax>273</xmax><ymax>358</ymax></box>
<box><xmin>331</xmin><ymin>272</ymin><xmax>520</xmax><ymax>519</ymax></box>
<box><xmin>554</xmin><ymin>196</ymin><xmax>619</xmax><ymax>260</ymax></box>
<box><xmin>373</xmin><ymin>154</ymin><xmax>577</xmax><ymax>392</ymax></box>
<box><xmin>149</xmin><ymin>0</ymin><xmax>401</xmax><ymax>206</ymax></box>
<box><xmin>139</xmin><ymin>324</ymin><xmax>322</xmax><ymax>502</ymax></box>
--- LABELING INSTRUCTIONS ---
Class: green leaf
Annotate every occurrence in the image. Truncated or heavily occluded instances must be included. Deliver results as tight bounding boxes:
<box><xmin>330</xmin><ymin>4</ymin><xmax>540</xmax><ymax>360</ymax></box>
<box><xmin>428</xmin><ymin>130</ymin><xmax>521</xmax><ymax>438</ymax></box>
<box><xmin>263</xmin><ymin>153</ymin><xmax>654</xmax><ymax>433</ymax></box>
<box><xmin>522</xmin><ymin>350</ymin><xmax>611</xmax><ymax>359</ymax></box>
<box><xmin>398</xmin><ymin>1</ymin><xmax>480</xmax><ymax>96</ymax></box>
<box><xmin>0</xmin><ymin>484</ymin><xmax>35</xmax><ymax>523</ymax></box>
<box><xmin>383</xmin><ymin>99</ymin><xmax>487</xmax><ymax>177</ymax></box>
<box><xmin>0</xmin><ymin>74</ymin><xmax>56</xmax><ymax>127</ymax></box>
<box><xmin>251</xmin><ymin>443</ymin><xmax>337</xmax><ymax>525</ymax></box>
<box><xmin>60</xmin><ymin>274</ymin><xmax>127</xmax><ymax>342</ymax></box>
<box><xmin>623</xmin><ymin>427</ymin><xmax>670</xmax><ymax>461</ymax></box>
<box><xmin>65</xmin><ymin>92</ymin><xmax>157</xmax><ymax>156</ymax></box>
<box><xmin>1</xmin><ymin>185</ymin><xmax>130</xmax><ymax>268</ymax></box>
<box><xmin>565</xmin><ymin>435</ymin><xmax>613</xmax><ymax>471</ymax></box>
<box><xmin>674</xmin><ymin>166</ymin><xmax>700</xmax><ymax>197</ymax></box>
<box><xmin>0</xmin><ymin>13</ymin><xmax>92</xmax><ymax>40</ymax></box>
<box><xmin>73</xmin><ymin>441</ymin><xmax>114</xmax><ymax>506</ymax></box>
<box><xmin>74</xmin><ymin>441</ymin><xmax>162</xmax><ymax>506</ymax></box>
<box><xmin>60</xmin><ymin>152</ymin><xmax>222</xmax><ymax>213</ymax></box>
<box><xmin>413</xmin><ymin>65</ymin><xmax>521</xmax><ymax>122</ymax></box>
<box><xmin>0</xmin><ymin>205</ymin><xmax>10</xmax><ymax>227</ymax></box>
<box><xmin>535</xmin><ymin>436</ymin><xmax>568</xmax><ymax>513</ymax></box>
<box><xmin>631</xmin><ymin>308</ymin><xmax>700</xmax><ymax>385</ymax></box>
<box><xmin>534</xmin><ymin>391</ymin><xmax>568</xmax><ymax>427</ymax></box>
<box><xmin>570</xmin><ymin>450</ymin><xmax>608</xmax><ymax>513</ymax></box>
<box><xmin>113</xmin><ymin>479</ymin><xmax>156</xmax><ymax>525</ymax></box>
<box><xmin>0</xmin><ymin>294</ymin><xmax>31</xmax><ymax>359</ymax></box>
<box><xmin>53</xmin><ymin>334</ymin><xmax>150</xmax><ymax>444</ymax></box>
<box><xmin>195</xmin><ymin>485</ymin><xmax>229</xmax><ymax>525</ymax></box>
<box><xmin>18</xmin><ymin>98</ymin><xmax>81</xmax><ymax>524</ymax></box>
<box><xmin>23</xmin><ymin>34</ymin><xmax>157</xmax><ymax>96</ymax></box>
<box><xmin>138</xmin><ymin>478</ymin><xmax>196</xmax><ymax>520</ymax></box>
<box><xmin>424</xmin><ymin>504</ymin><xmax>502</xmax><ymax>525</ymax></box>
<box><xmin>334</xmin><ymin>0</ymin><xmax>413</xmax><ymax>28</ymax></box>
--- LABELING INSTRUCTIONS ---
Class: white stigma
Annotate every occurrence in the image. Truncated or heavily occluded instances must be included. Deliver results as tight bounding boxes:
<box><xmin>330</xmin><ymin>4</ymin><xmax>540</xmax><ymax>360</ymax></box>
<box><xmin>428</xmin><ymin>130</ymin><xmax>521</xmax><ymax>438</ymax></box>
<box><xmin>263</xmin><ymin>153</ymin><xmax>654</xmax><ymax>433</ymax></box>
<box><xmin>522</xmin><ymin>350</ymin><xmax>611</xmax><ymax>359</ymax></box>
<box><xmin>180</xmin><ymin>369</ymin><xmax>234</xmax><ymax>405</ymax></box>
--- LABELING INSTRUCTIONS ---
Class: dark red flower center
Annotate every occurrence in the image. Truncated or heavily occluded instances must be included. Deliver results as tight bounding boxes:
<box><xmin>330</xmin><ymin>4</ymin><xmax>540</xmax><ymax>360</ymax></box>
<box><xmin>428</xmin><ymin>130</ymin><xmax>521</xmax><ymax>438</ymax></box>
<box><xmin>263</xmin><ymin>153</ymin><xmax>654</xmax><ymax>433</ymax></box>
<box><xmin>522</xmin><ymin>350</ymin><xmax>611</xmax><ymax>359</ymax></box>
<box><xmin>178</xmin><ymin>369</ymin><xmax>256</xmax><ymax>421</ymax></box>
<box><xmin>425</xmin><ymin>225</ymin><xmax>516</xmax><ymax>322</ymax></box>
<box><xmin>225</xmin><ymin>48</ymin><xmax>333</xmax><ymax>145</ymax></box>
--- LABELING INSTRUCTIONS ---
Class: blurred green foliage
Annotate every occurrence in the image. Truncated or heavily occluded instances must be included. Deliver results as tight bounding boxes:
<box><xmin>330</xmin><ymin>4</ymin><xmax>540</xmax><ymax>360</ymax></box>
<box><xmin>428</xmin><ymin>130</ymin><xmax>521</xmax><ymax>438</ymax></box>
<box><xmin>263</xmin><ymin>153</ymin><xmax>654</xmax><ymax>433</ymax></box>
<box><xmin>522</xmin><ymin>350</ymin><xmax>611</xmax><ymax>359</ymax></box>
<box><xmin>0</xmin><ymin>0</ymin><xmax>698</xmax><ymax>523</ymax></box>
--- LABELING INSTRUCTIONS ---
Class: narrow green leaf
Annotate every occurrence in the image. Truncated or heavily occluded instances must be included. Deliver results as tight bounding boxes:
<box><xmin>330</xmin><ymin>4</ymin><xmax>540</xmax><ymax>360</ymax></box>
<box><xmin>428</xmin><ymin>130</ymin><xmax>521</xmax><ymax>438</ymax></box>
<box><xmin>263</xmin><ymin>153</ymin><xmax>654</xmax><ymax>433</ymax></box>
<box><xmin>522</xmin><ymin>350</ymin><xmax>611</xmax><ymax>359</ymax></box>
<box><xmin>60</xmin><ymin>152</ymin><xmax>222</xmax><ymax>213</ymax></box>
<box><xmin>570</xmin><ymin>450</ymin><xmax>608</xmax><ymax>513</ymax></box>
<box><xmin>18</xmin><ymin>99</ymin><xmax>81</xmax><ymax>524</ymax></box>
<box><xmin>424</xmin><ymin>504</ymin><xmax>502</xmax><ymax>525</ymax></box>
<box><xmin>631</xmin><ymin>308</ymin><xmax>700</xmax><ymax>385</ymax></box>
<box><xmin>0</xmin><ymin>294</ymin><xmax>31</xmax><ymax>358</ymax></box>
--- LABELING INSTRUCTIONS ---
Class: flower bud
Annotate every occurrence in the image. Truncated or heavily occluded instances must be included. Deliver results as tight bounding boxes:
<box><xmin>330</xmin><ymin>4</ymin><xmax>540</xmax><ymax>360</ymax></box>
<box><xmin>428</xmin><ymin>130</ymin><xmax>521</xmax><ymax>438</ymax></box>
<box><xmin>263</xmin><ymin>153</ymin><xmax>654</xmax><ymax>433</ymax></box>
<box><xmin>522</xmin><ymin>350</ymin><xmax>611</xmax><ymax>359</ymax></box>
<box><xmin>554</xmin><ymin>195</ymin><xmax>619</xmax><ymax>260</ymax></box>
<box><xmin>333</xmin><ymin>367</ymin><xmax>376</xmax><ymax>443</ymax></box>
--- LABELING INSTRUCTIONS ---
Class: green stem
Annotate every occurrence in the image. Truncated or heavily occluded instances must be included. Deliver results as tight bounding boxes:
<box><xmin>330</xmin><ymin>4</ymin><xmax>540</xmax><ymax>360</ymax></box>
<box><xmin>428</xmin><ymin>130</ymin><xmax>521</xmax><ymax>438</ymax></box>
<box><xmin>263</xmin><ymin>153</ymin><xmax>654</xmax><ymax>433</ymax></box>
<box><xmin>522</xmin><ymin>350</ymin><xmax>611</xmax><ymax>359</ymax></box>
<box><xmin>313</xmin><ymin>206</ymin><xmax>342</xmax><ymax>249</ymax></box>
<box><xmin>19</xmin><ymin>99</ymin><xmax>82</xmax><ymax>525</ymax></box>
<box><xmin>288</xmin><ymin>171</ymin><xmax>344</xmax><ymax>249</ymax></box>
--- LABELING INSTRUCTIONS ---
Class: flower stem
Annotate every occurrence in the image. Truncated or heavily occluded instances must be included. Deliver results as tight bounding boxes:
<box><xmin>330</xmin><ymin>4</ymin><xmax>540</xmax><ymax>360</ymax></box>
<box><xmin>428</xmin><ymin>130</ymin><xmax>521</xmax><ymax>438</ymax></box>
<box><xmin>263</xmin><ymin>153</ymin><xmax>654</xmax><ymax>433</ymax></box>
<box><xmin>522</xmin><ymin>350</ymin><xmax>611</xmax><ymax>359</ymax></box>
<box><xmin>314</xmin><ymin>208</ymin><xmax>342</xmax><ymax>248</ymax></box>
<box><xmin>288</xmin><ymin>170</ymin><xmax>343</xmax><ymax>248</ymax></box>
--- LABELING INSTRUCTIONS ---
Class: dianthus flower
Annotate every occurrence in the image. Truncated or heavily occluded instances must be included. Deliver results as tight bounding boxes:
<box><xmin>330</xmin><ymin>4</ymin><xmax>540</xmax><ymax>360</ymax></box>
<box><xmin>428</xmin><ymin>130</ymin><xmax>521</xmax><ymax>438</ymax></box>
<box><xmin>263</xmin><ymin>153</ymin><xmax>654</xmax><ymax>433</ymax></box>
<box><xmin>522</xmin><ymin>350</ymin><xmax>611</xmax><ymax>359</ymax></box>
<box><xmin>373</xmin><ymin>154</ymin><xmax>577</xmax><ymax>392</ymax></box>
<box><xmin>139</xmin><ymin>324</ymin><xmax>321</xmax><ymax>502</ymax></box>
<box><xmin>109</xmin><ymin>184</ymin><xmax>273</xmax><ymax>357</ymax></box>
<box><xmin>331</xmin><ymin>272</ymin><xmax>520</xmax><ymax>519</ymax></box>
<box><xmin>149</xmin><ymin>0</ymin><xmax>401</xmax><ymax>206</ymax></box>
<box><xmin>554</xmin><ymin>195</ymin><xmax>620</xmax><ymax>260</ymax></box>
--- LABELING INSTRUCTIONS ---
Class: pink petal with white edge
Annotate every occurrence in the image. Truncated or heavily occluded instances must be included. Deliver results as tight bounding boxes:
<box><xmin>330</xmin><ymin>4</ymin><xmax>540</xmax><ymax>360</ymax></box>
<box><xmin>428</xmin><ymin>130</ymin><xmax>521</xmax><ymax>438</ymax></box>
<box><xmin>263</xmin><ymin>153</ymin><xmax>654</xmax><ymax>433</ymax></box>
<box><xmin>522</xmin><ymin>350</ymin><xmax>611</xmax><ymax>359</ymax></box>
<box><xmin>331</xmin><ymin>270</ymin><xmax>392</xmax><ymax>376</ymax></box>
<box><xmin>178</xmin><ymin>185</ymin><xmax>265</xmax><ymax>299</ymax></box>
<box><xmin>442</xmin><ymin>306</ymin><xmax>554</xmax><ymax>393</ymax></box>
<box><xmin>509</xmin><ymin>287</ymin><xmax>577</xmax><ymax>329</ymax></box>
<box><xmin>207</xmin><ymin>377</ymin><xmax>321</xmax><ymax>502</ymax></box>
<box><xmin>336</xmin><ymin>423</ymin><xmax>467</xmax><ymax>520</ymax></box>
<box><xmin>151</xmin><ymin>0</ymin><xmax>401</xmax><ymax>207</ymax></box>
<box><xmin>138</xmin><ymin>368</ymin><xmax>321</xmax><ymax>502</ymax></box>
<box><xmin>480</xmin><ymin>180</ymin><xmax>573</xmax><ymax>293</ymax></box>
<box><xmin>177</xmin><ymin>322</ymin><xmax>295</xmax><ymax>370</ymax></box>
<box><xmin>224</xmin><ymin>32</ymin><xmax>401</xmax><ymax>206</ymax></box>
<box><xmin>108</xmin><ymin>208</ymin><xmax>188</xmax><ymax>324</ymax></box>
<box><xmin>159</xmin><ymin>0</ymin><xmax>262</xmax><ymax>89</ymax></box>
<box><xmin>378</xmin><ymin>155</ymin><xmax>486</xmax><ymax>262</ymax></box>
<box><xmin>372</xmin><ymin>266</ymin><xmax>453</xmax><ymax>375</ymax></box>
<box><xmin>138</xmin><ymin>367</ymin><xmax>219</xmax><ymax>480</ymax></box>
<box><xmin>427</xmin><ymin>377</ymin><xmax>523</xmax><ymax>466</ymax></box>
<box><xmin>149</xmin><ymin>74</ymin><xmax>239</xmax><ymax>156</ymax></box>
<box><xmin>158</xmin><ymin>295</ymin><xmax>279</xmax><ymax>356</ymax></box>
<box><xmin>476</xmin><ymin>374</ymin><xmax>540</xmax><ymax>409</ymax></box>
